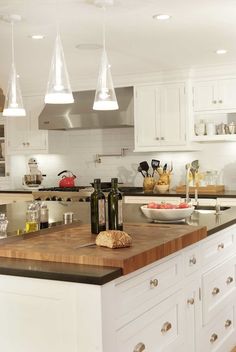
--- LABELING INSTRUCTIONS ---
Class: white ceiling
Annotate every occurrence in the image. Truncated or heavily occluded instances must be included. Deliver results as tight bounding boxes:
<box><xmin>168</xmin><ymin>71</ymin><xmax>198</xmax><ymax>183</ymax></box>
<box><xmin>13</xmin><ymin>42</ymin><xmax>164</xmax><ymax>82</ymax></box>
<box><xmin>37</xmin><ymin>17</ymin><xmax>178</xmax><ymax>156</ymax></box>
<box><xmin>1</xmin><ymin>0</ymin><xmax>236</xmax><ymax>93</ymax></box>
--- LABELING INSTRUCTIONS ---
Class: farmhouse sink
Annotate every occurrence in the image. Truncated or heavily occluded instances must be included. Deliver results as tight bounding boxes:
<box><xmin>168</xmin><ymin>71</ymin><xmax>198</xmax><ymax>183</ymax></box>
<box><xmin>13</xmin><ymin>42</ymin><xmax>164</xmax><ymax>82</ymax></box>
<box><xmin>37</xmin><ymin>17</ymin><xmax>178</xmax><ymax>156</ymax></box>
<box><xmin>194</xmin><ymin>206</ymin><xmax>230</xmax><ymax>214</ymax></box>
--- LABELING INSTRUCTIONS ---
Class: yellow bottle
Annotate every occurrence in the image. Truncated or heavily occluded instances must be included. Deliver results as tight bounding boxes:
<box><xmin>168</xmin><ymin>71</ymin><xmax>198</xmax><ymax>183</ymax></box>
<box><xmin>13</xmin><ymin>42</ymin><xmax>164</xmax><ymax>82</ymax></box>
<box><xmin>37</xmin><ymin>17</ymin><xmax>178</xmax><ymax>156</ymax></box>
<box><xmin>25</xmin><ymin>203</ymin><xmax>40</xmax><ymax>233</ymax></box>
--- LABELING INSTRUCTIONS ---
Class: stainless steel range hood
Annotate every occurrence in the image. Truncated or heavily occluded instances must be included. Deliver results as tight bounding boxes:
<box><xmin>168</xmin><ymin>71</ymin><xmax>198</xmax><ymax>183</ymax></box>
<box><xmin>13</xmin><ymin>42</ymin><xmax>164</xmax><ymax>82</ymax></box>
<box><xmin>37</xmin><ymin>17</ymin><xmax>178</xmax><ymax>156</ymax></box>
<box><xmin>38</xmin><ymin>86</ymin><xmax>134</xmax><ymax>130</ymax></box>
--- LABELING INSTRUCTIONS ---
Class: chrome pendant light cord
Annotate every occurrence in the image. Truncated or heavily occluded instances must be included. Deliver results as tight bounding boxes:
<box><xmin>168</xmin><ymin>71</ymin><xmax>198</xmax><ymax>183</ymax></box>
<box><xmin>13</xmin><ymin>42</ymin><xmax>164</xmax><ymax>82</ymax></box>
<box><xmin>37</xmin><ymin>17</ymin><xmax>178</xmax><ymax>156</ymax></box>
<box><xmin>11</xmin><ymin>21</ymin><xmax>15</xmax><ymax>66</ymax></box>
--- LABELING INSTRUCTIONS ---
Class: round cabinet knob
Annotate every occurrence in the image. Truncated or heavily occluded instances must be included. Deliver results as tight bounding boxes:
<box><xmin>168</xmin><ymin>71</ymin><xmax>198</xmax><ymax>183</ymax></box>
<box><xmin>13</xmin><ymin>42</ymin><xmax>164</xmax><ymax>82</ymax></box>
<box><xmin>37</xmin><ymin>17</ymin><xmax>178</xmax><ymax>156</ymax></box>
<box><xmin>161</xmin><ymin>321</ymin><xmax>172</xmax><ymax>333</ymax></box>
<box><xmin>212</xmin><ymin>100</ymin><xmax>217</xmax><ymax>104</ymax></box>
<box><xmin>212</xmin><ymin>287</ymin><xmax>220</xmax><ymax>295</ymax></box>
<box><xmin>217</xmin><ymin>243</ymin><xmax>224</xmax><ymax>250</ymax></box>
<box><xmin>225</xmin><ymin>319</ymin><xmax>232</xmax><ymax>328</ymax></box>
<box><xmin>22</xmin><ymin>142</ymin><xmax>26</xmax><ymax>146</ymax></box>
<box><xmin>150</xmin><ymin>278</ymin><xmax>158</xmax><ymax>288</ymax></box>
<box><xmin>187</xmin><ymin>298</ymin><xmax>195</xmax><ymax>305</ymax></box>
<box><xmin>160</xmin><ymin>137</ymin><xmax>165</xmax><ymax>140</ymax></box>
<box><xmin>26</xmin><ymin>142</ymin><xmax>30</xmax><ymax>146</ymax></box>
<box><xmin>210</xmin><ymin>333</ymin><xmax>218</xmax><ymax>343</ymax></box>
<box><xmin>189</xmin><ymin>256</ymin><xmax>197</xmax><ymax>265</ymax></box>
<box><xmin>218</xmin><ymin>100</ymin><xmax>223</xmax><ymax>103</ymax></box>
<box><xmin>133</xmin><ymin>342</ymin><xmax>146</xmax><ymax>352</ymax></box>
<box><xmin>226</xmin><ymin>276</ymin><xmax>233</xmax><ymax>285</ymax></box>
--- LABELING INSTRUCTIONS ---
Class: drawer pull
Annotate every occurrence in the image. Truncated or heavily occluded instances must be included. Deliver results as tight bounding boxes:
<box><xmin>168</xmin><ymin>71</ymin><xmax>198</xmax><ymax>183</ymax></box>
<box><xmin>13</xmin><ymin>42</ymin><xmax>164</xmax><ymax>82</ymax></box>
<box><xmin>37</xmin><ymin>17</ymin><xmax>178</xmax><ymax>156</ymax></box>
<box><xmin>226</xmin><ymin>276</ymin><xmax>233</xmax><ymax>285</ymax></box>
<box><xmin>133</xmin><ymin>342</ymin><xmax>146</xmax><ymax>352</ymax></box>
<box><xmin>150</xmin><ymin>279</ymin><xmax>158</xmax><ymax>288</ymax></box>
<box><xmin>210</xmin><ymin>333</ymin><xmax>218</xmax><ymax>343</ymax></box>
<box><xmin>225</xmin><ymin>319</ymin><xmax>232</xmax><ymax>328</ymax></box>
<box><xmin>161</xmin><ymin>321</ymin><xmax>172</xmax><ymax>333</ymax></box>
<box><xmin>133</xmin><ymin>343</ymin><xmax>146</xmax><ymax>352</ymax></box>
<box><xmin>189</xmin><ymin>256</ymin><xmax>197</xmax><ymax>265</ymax></box>
<box><xmin>217</xmin><ymin>243</ymin><xmax>224</xmax><ymax>250</ymax></box>
<box><xmin>212</xmin><ymin>287</ymin><xmax>220</xmax><ymax>295</ymax></box>
<box><xmin>187</xmin><ymin>298</ymin><xmax>195</xmax><ymax>305</ymax></box>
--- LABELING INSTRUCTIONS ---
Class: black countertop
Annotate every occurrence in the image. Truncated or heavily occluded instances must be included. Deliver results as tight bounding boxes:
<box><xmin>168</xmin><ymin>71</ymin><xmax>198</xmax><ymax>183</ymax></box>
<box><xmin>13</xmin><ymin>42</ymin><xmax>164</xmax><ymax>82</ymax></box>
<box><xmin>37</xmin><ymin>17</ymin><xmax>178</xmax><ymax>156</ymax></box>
<box><xmin>0</xmin><ymin>201</ymin><xmax>236</xmax><ymax>285</ymax></box>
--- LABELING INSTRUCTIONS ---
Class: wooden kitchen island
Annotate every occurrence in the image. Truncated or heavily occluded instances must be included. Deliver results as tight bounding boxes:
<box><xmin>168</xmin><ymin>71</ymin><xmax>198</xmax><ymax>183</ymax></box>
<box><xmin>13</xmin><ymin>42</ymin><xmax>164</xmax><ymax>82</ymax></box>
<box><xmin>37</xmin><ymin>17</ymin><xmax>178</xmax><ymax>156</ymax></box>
<box><xmin>0</xmin><ymin>202</ymin><xmax>236</xmax><ymax>352</ymax></box>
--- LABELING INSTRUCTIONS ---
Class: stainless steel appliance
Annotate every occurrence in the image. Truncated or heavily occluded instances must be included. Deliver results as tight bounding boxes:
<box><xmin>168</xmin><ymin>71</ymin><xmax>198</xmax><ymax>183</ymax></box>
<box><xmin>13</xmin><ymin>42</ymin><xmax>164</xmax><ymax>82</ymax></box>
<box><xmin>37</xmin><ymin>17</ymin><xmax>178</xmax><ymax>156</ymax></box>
<box><xmin>32</xmin><ymin>187</ymin><xmax>94</xmax><ymax>202</ymax></box>
<box><xmin>38</xmin><ymin>87</ymin><xmax>134</xmax><ymax>130</ymax></box>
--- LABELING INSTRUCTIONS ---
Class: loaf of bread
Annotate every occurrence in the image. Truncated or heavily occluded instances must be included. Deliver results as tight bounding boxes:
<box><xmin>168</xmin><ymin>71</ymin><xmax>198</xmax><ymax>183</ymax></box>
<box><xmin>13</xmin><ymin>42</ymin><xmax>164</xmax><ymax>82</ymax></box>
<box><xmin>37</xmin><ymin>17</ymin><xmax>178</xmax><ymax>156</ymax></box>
<box><xmin>95</xmin><ymin>230</ymin><xmax>132</xmax><ymax>249</ymax></box>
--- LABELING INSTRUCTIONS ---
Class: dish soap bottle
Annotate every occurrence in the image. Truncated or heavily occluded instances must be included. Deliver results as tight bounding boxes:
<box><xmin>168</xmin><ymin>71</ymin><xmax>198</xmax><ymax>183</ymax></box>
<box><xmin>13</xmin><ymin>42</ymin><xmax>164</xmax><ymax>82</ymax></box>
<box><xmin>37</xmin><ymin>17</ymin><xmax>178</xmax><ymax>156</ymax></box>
<box><xmin>108</xmin><ymin>178</ymin><xmax>123</xmax><ymax>230</ymax></box>
<box><xmin>25</xmin><ymin>202</ymin><xmax>40</xmax><ymax>233</ymax></box>
<box><xmin>90</xmin><ymin>178</ymin><xmax>106</xmax><ymax>234</ymax></box>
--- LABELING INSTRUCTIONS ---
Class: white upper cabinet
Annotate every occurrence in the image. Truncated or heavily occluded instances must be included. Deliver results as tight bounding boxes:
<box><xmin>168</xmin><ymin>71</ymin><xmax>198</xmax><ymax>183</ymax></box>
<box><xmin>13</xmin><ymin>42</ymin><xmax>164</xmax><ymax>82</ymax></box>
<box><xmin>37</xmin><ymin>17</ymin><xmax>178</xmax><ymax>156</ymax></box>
<box><xmin>193</xmin><ymin>78</ymin><xmax>236</xmax><ymax>112</ymax></box>
<box><xmin>6</xmin><ymin>95</ymin><xmax>65</xmax><ymax>155</ymax></box>
<box><xmin>7</xmin><ymin>95</ymin><xmax>48</xmax><ymax>154</ymax></box>
<box><xmin>134</xmin><ymin>83</ymin><xmax>187</xmax><ymax>151</ymax></box>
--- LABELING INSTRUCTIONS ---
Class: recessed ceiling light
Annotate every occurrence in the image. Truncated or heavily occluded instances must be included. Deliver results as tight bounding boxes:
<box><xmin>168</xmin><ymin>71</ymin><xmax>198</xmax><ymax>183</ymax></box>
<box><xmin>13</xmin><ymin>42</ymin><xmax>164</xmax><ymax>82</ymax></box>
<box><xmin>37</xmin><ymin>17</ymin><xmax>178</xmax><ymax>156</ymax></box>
<box><xmin>153</xmin><ymin>14</ymin><xmax>171</xmax><ymax>21</ymax></box>
<box><xmin>76</xmin><ymin>43</ymin><xmax>102</xmax><ymax>50</ymax></box>
<box><xmin>30</xmin><ymin>34</ymin><xmax>45</xmax><ymax>40</ymax></box>
<box><xmin>215</xmin><ymin>49</ymin><xmax>227</xmax><ymax>55</ymax></box>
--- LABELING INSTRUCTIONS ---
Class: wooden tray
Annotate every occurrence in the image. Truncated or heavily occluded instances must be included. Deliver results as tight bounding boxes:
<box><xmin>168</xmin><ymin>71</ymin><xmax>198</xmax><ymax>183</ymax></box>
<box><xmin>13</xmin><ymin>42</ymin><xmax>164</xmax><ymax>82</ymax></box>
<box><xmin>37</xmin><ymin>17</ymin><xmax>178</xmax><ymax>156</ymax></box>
<box><xmin>175</xmin><ymin>185</ymin><xmax>225</xmax><ymax>194</ymax></box>
<box><xmin>0</xmin><ymin>223</ymin><xmax>207</xmax><ymax>275</ymax></box>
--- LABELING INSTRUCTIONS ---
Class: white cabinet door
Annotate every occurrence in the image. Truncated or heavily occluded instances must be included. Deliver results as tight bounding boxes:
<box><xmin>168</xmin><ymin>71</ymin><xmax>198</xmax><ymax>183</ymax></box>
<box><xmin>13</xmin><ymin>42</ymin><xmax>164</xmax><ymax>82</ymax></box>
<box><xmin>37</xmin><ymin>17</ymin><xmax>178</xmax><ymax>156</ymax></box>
<box><xmin>135</xmin><ymin>83</ymin><xmax>186</xmax><ymax>151</ymax></box>
<box><xmin>7</xmin><ymin>95</ymin><xmax>48</xmax><ymax>154</ymax></box>
<box><xmin>193</xmin><ymin>81</ymin><xmax>218</xmax><ymax>111</ymax></box>
<box><xmin>135</xmin><ymin>85</ymin><xmax>161</xmax><ymax>148</ymax></box>
<box><xmin>160</xmin><ymin>83</ymin><xmax>186</xmax><ymax>146</ymax></box>
<box><xmin>218</xmin><ymin>78</ymin><xmax>236</xmax><ymax>110</ymax></box>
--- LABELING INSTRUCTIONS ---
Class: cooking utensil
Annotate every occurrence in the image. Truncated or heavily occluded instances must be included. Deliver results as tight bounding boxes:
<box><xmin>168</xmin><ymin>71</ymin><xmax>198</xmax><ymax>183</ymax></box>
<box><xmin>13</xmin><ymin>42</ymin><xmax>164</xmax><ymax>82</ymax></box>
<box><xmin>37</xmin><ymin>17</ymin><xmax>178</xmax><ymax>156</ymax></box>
<box><xmin>58</xmin><ymin>170</ymin><xmax>76</xmax><ymax>188</ymax></box>
<box><xmin>163</xmin><ymin>163</ymin><xmax>168</xmax><ymax>172</ymax></box>
<box><xmin>137</xmin><ymin>166</ymin><xmax>146</xmax><ymax>178</ymax></box>
<box><xmin>139</xmin><ymin>161</ymin><xmax>150</xmax><ymax>176</ymax></box>
<box><xmin>190</xmin><ymin>160</ymin><xmax>199</xmax><ymax>186</ymax></box>
<box><xmin>151</xmin><ymin>159</ymin><xmax>160</xmax><ymax>176</ymax></box>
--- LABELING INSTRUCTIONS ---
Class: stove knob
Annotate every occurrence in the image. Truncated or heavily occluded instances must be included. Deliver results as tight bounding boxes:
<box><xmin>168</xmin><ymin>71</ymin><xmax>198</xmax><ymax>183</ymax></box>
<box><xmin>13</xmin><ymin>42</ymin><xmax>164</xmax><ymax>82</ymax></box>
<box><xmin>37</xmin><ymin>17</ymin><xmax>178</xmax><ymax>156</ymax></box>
<box><xmin>45</xmin><ymin>197</ymin><xmax>51</xmax><ymax>201</ymax></box>
<box><xmin>57</xmin><ymin>197</ymin><xmax>62</xmax><ymax>201</ymax></box>
<box><xmin>79</xmin><ymin>198</ymin><xmax>85</xmax><ymax>202</ymax></box>
<box><xmin>85</xmin><ymin>197</ymin><xmax>91</xmax><ymax>202</ymax></box>
<box><xmin>34</xmin><ymin>197</ymin><xmax>41</xmax><ymax>201</ymax></box>
<box><xmin>51</xmin><ymin>196</ymin><xmax>58</xmax><ymax>201</ymax></box>
<box><xmin>66</xmin><ymin>198</ymin><xmax>72</xmax><ymax>202</ymax></box>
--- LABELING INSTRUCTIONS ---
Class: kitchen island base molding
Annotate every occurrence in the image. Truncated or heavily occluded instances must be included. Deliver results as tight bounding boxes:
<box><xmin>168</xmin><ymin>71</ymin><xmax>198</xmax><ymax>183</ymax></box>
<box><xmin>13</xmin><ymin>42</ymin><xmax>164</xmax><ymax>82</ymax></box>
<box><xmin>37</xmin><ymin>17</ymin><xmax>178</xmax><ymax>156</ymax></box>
<box><xmin>1</xmin><ymin>224</ymin><xmax>236</xmax><ymax>351</ymax></box>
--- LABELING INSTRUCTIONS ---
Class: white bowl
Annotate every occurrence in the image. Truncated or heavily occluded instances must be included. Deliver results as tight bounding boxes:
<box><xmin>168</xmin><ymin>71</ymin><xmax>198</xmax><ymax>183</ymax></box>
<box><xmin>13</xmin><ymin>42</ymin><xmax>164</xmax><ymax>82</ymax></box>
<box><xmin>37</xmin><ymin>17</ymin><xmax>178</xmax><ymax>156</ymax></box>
<box><xmin>140</xmin><ymin>205</ymin><xmax>194</xmax><ymax>221</ymax></box>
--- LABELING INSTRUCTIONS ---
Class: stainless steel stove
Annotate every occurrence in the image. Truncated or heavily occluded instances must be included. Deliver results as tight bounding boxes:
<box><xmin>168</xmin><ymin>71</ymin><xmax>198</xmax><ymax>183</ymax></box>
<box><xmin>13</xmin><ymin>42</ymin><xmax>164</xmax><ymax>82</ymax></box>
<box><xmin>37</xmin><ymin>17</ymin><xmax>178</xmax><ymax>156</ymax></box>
<box><xmin>32</xmin><ymin>187</ymin><xmax>94</xmax><ymax>202</ymax></box>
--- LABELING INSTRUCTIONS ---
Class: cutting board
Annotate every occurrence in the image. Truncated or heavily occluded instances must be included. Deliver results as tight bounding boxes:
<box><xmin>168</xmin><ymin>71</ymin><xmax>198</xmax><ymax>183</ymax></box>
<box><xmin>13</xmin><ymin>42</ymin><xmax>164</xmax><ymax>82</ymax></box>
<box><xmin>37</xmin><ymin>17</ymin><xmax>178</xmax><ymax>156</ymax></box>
<box><xmin>0</xmin><ymin>223</ymin><xmax>207</xmax><ymax>275</ymax></box>
<box><xmin>175</xmin><ymin>185</ymin><xmax>225</xmax><ymax>194</ymax></box>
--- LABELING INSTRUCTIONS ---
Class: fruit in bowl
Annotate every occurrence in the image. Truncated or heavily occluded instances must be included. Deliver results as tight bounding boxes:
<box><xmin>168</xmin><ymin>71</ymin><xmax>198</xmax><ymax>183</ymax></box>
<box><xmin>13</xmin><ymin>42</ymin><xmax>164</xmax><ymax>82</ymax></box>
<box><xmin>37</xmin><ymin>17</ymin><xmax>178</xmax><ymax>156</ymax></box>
<box><xmin>141</xmin><ymin>202</ymin><xmax>194</xmax><ymax>221</ymax></box>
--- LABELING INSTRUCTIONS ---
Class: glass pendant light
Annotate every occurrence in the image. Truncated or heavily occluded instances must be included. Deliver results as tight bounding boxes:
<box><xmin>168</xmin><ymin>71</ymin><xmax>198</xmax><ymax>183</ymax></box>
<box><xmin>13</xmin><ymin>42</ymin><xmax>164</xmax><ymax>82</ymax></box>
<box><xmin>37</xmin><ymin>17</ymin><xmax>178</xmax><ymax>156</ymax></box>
<box><xmin>93</xmin><ymin>6</ymin><xmax>118</xmax><ymax>110</ymax></box>
<box><xmin>45</xmin><ymin>30</ymin><xmax>74</xmax><ymax>104</ymax></box>
<box><xmin>3</xmin><ymin>20</ymin><xmax>26</xmax><ymax>117</ymax></box>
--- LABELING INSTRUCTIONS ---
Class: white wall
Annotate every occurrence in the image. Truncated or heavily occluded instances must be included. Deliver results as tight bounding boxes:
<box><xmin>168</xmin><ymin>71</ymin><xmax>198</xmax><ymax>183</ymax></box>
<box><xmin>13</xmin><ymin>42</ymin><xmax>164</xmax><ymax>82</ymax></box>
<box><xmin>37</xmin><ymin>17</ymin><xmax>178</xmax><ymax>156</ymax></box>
<box><xmin>9</xmin><ymin>127</ymin><xmax>236</xmax><ymax>190</ymax></box>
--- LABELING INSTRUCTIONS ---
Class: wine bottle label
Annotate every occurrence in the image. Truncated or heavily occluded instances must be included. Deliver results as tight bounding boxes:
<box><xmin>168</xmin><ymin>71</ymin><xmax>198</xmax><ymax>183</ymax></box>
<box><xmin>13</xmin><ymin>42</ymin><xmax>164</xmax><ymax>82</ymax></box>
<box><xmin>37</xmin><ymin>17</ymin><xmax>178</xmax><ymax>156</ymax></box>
<box><xmin>98</xmin><ymin>199</ymin><xmax>106</xmax><ymax>226</ymax></box>
<box><xmin>118</xmin><ymin>199</ymin><xmax>123</xmax><ymax>225</ymax></box>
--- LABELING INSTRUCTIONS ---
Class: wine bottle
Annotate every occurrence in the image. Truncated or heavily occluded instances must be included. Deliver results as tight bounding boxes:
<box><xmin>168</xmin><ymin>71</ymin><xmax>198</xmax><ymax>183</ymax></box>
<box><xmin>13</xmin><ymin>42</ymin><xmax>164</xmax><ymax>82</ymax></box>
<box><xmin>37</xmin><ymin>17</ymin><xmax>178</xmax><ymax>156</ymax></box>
<box><xmin>90</xmin><ymin>178</ymin><xmax>106</xmax><ymax>234</ymax></box>
<box><xmin>108</xmin><ymin>178</ymin><xmax>123</xmax><ymax>230</ymax></box>
<box><xmin>40</xmin><ymin>202</ymin><xmax>49</xmax><ymax>229</ymax></box>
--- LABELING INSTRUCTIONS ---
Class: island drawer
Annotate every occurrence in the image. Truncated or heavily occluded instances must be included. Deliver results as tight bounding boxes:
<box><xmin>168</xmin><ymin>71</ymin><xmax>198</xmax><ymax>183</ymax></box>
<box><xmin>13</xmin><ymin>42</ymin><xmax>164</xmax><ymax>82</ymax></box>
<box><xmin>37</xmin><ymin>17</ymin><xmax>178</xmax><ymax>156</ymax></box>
<box><xmin>201</xmin><ymin>225</ymin><xmax>236</xmax><ymax>268</ymax></box>
<box><xmin>116</xmin><ymin>291</ymin><xmax>184</xmax><ymax>352</ymax></box>
<box><xmin>116</xmin><ymin>254</ymin><xmax>182</xmax><ymax>326</ymax></box>
<box><xmin>183</xmin><ymin>243</ymin><xmax>201</xmax><ymax>276</ymax></box>
<box><xmin>199</xmin><ymin>305</ymin><xmax>235</xmax><ymax>352</ymax></box>
<box><xmin>202</xmin><ymin>256</ymin><xmax>236</xmax><ymax>325</ymax></box>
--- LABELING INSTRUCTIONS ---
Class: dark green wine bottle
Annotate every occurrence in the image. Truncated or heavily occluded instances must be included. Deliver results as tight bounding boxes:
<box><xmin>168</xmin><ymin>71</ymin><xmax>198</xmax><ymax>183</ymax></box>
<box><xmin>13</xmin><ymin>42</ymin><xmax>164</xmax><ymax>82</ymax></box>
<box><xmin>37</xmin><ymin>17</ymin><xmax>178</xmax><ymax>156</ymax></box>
<box><xmin>90</xmin><ymin>179</ymin><xmax>106</xmax><ymax>234</ymax></box>
<box><xmin>108</xmin><ymin>178</ymin><xmax>123</xmax><ymax>230</ymax></box>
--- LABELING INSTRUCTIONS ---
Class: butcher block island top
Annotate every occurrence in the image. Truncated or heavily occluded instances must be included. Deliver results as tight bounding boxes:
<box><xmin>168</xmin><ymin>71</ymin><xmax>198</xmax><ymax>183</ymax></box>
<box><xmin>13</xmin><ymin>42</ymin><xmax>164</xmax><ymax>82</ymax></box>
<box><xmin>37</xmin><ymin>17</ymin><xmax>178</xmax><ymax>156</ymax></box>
<box><xmin>0</xmin><ymin>222</ymin><xmax>206</xmax><ymax>275</ymax></box>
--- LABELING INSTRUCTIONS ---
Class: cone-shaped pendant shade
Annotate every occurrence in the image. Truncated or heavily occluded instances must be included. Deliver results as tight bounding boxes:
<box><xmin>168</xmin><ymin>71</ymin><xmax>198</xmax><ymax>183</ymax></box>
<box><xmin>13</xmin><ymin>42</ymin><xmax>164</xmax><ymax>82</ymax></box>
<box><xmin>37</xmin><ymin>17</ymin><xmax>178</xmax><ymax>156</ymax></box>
<box><xmin>3</xmin><ymin>21</ymin><xmax>26</xmax><ymax>117</ymax></box>
<box><xmin>45</xmin><ymin>32</ymin><xmax>74</xmax><ymax>104</ymax></box>
<box><xmin>93</xmin><ymin>48</ymin><xmax>118</xmax><ymax>110</ymax></box>
<box><xmin>3</xmin><ymin>63</ymin><xmax>26</xmax><ymax>116</ymax></box>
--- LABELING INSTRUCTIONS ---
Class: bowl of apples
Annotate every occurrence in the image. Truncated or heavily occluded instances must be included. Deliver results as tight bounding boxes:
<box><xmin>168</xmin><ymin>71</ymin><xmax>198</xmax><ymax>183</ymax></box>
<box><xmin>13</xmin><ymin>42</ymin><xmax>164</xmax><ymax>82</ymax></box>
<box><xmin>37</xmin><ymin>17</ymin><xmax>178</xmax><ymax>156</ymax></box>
<box><xmin>141</xmin><ymin>202</ymin><xmax>194</xmax><ymax>222</ymax></box>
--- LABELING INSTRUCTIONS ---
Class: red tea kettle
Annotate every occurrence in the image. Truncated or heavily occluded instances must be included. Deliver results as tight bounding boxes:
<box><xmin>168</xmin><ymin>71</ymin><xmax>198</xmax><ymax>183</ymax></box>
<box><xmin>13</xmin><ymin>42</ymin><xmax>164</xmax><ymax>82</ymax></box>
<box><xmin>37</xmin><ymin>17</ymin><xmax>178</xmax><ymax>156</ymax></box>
<box><xmin>57</xmin><ymin>170</ymin><xmax>77</xmax><ymax>188</ymax></box>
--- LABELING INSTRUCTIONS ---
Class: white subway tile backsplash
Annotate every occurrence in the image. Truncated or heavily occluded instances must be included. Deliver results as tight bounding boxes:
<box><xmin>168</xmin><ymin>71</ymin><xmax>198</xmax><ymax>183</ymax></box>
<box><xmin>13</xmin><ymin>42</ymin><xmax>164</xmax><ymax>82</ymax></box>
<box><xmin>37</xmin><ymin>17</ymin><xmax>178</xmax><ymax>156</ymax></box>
<box><xmin>9</xmin><ymin>127</ymin><xmax>236</xmax><ymax>190</ymax></box>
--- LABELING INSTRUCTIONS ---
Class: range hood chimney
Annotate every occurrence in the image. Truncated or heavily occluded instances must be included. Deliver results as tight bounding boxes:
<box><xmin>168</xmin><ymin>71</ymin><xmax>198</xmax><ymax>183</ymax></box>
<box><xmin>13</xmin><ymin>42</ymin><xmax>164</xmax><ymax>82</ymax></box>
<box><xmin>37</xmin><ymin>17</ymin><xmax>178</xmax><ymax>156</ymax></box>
<box><xmin>38</xmin><ymin>86</ymin><xmax>134</xmax><ymax>130</ymax></box>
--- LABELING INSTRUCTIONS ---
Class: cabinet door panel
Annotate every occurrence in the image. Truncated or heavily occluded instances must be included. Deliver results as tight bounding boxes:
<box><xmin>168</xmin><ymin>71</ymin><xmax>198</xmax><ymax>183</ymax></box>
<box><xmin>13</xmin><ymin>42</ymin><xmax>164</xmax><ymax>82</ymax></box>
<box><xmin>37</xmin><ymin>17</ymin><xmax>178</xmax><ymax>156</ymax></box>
<box><xmin>218</xmin><ymin>78</ymin><xmax>236</xmax><ymax>110</ymax></box>
<box><xmin>7</xmin><ymin>116</ymin><xmax>28</xmax><ymax>151</ymax></box>
<box><xmin>135</xmin><ymin>86</ymin><xmax>160</xmax><ymax>147</ymax></box>
<box><xmin>160</xmin><ymin>84</ymin><xmax>186</xmax><ymax>145</ymax></box>
<box><xmin>193</xmin><ymin>81</ymin><xmax>217</xmax><ymax>111</ymax></box>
